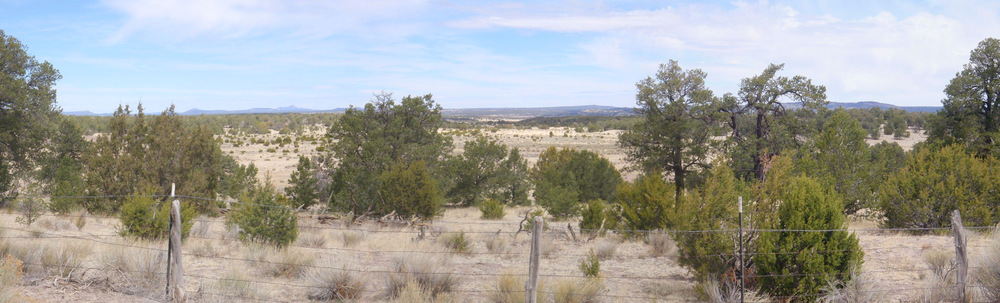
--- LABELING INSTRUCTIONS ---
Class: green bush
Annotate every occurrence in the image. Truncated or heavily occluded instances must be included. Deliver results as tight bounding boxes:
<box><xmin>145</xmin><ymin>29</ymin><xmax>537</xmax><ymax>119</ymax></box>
<box><xmin>615</xmin><ymin>173</ymin><xmax>674</xmax><ymax>237</ymax></box>
<box><xmin>536</xmin><ymin>185</ymin><xmax>580</xmax><ymax>220</ymax></box>
<box><xmin>673</xmin><ymin>164</ymin><xmax>744</xmax><ymax>281</ymax></box>
<box><xmin>523</xmin><ymin>208</ymin><xmax>548</xmax><ymax>231</ymax></box>
<box><xmin>119</xmin><ymin>190</ymin><xmax>196</xmax><ymax>240</ymax></box>
<box><xmin>579</xmin><ymin>199</ymin><xmax>605</xmax><ymax>233</ymax></box>
<box><xmin>379</xmin><ymin>160</ymin><xmax>441</xmax><ymax>220</ymax></box>
<box><xmin>755</xmin><ymin>176</ymin><xmax>863</xmax><ymax>300</ymax></box>
<box><xmin>532</xmin><ymin>147</ymin><xmax>622</xmax><ymax>219</ymax></box>
<box><xmin>878</xmin><ymin>144</ymin><xmax>1000</xmax><ymax>228</ymax></box>
<box><xmin>440</xmin><ymin>232</ymin><xmax>469</xmax><ymax>254</ymax></box>
<box><xmin>227</xmin><ymin>185</ymin><xmax>298</xmax><ymax>248</ymax></box>
<box><xmin>579</xmin><ymin>249</ymin><xmax>600</xmax><ymax>278</ymax></box>
<box><xmin>479</xmin><ymin>198</ymin><xmax>505</xmax><ymax>220</ymax></box>
<box><xmin>14</xmin><ymin>184</ymin><xmax>46</xmax><ymax>227</ymax></box>
<box><xmin>285</xmin><ymin>156</ymin><xmax>318</xmax><ymax>209</ymax></box>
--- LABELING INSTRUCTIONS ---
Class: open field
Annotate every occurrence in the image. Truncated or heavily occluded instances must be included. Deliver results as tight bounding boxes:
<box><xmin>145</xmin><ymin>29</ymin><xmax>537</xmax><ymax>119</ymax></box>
<box><xmin>222</xmin><ymin>125</ymin><xmax>926</xmax><ymax>191</ymax></box>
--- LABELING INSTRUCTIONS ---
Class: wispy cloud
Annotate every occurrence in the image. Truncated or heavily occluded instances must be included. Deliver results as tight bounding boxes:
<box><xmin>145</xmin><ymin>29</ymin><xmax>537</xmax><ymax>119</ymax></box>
<box><xmin>101</xmin><ymin>0</ymin><xmax>430</xmax><ymax>43</ymax></box>
<box><xmin>448</xmin><ymin>0</ymin><xmax>1000</xmax><ymax>105</ymax></box>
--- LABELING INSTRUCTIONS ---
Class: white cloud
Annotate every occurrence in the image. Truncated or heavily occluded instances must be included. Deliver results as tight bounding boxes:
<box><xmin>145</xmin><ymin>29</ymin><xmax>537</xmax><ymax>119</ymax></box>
<box><xmin>448</xmin><ymin>0</ymin><xmax>1000</xmax><ymax>106</ymax></box>
<box><xmin>102</xmin><ymin>0</ymin><xmax>429</xmax><ymax>43</ymax></box>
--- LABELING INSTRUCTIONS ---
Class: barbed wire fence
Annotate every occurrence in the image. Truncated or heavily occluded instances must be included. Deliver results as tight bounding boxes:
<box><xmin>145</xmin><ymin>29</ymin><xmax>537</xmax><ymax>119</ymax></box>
<box><xmin>0</xmin><ymin>191</ymin><xmax>997</xmax><ymax>303</ymax></box>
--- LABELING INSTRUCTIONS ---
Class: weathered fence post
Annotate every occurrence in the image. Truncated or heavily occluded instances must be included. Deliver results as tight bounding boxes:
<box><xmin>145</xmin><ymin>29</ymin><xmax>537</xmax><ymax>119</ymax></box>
<box><xmin>167</xmin><ymin>183</ymin><xmax>185</xmax><ymax>302</ymax></box>
<box><xmin>951</xmin><ymin>210</ymin><xmax>967</xmax><ymax>303</ymax></box>
<box><xmin>526</xmin><ymin>217</ymin><xmax>542</xmax><ymax>303</ymax></box>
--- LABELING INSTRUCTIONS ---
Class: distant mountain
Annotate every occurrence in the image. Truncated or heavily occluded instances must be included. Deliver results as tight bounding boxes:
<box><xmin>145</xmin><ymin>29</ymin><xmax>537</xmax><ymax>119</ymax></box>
<box><xmin>61</xmin><ymin>102</ymin><xmax>942</xmax><ymax>117</ymax></box>
<box><xmin>181</xmin><ymin>105</ymin><xmax>345</xmax><ymax>115</ymax></box>
<box><xmin>442</xmin><ymin>105</ymin><xmax>634</xmax><ymax>118</ymax></box>
<box><xmin>825</xmin><ymin>101</ymin><xmax>941</xmax><ymax>113</ymax></box>
<box><xmin>64</xmin><ymin>110</ymin><xmax>112</xmax><ymax>116</ymax></box>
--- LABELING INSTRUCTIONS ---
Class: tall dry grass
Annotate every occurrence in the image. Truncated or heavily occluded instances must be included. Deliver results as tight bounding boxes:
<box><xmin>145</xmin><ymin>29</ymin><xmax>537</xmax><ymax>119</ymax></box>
<box><xmin>548</xmin><ymin>278</ymin><xmax>604</xmax><ymax>303</ymax></box>
<box><xmin>974</xmin><ymin>229</ymin><xmax>1000</xmax><ymax>301</ymax></box>
<box><xmin>99</xmin><ymin>239</ymin><xmax>167</xmax><ymax>295</ymax></box>
<box><xmin>209</xmin><ymin>268</ymin><xmax>262</xmax><ymax>302</ymax></box>
<box><xmin>305</xmin><ymin>262</ymin><xmax>367</xmax><ymax>301</ymax></box>
<box><xmin>243</xmin><ymin>243</ymin><xmax>315</xmax><ymax>278</ymax></box>
<box><xmin>388</xmin><ymin>254</ymin><xmax>459</xmax><ymax>299</ymax></box>
<box><xmin>819</xmin><ymin>266</ymin><xmax>884</xmax><ymax>303</ymax></box>
<box><xmin>0</xmin><ymin>255</ymin><xmax>25</xmax><ymax>303</ymax></box>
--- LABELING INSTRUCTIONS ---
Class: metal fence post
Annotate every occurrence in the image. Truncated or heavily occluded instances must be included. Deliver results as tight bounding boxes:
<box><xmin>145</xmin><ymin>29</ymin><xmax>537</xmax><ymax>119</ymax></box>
<box><xmin>738</xmin><ymin>196</ymin><xmax>744</xmax><ymax>303</ymax></box>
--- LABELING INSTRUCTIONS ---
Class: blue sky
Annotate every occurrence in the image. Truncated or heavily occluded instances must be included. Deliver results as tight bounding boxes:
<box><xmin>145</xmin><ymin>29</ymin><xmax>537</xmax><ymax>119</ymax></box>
<box><xmin>2</xmin><ymin>0</ymin><xmax>997</xmax><ymax>112</ymax></box>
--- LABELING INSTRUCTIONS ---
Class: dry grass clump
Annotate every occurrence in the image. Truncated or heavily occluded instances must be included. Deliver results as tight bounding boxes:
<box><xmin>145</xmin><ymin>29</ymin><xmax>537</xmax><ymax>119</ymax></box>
<box><xmin>305</xmin><ymin>263</ymin><xmax>367</xmax><ymax>301</ymax></box>
<box><xmin>819</xmin><ymin>266</ymin><xmax>884</xmax><ymax>303</ymax></box>
<box><xmin>72</xmin><ymin>209</ymin><xmax>87</xmax><ymax>231</ymax></box>
<box><xmin>209</xmin><ymin>268</ymin><xmax>262</xmax><ymax>301</ymax></box>
<box><xmin>482</xmin><ymin>233</ymin><xmax>508</xmax><ymax>255</ymax></box>
<box><xmin>974</xmin><ymin>230</ymin><xmax>1000</xmax><ymax>302</ymax></box>
<box><xmin>39</xmin><ymin>241</ymin><xmax>91</xmax><ymax>279</ymax></box>
<box><xmin>486</xmin><ymin>271</ymin><xmax>526</xmax><ymax>303</ymax></box>
<box><xmin>244</xmin><ymin>244</ymin><xmax>315</xmax><ymax>278</ymax></box>
<box><xmin>0</xmin><ymin>255</ymin><xmax>25</xmax><ymax>303</ymax></box>
<box><xmin>541</xmin><ymin>241</ymin><xmax>558</xmax><ymax>259</ymax></box>
<box><xmin>99</xmin><ymin>240</ymin><xmax>166</xmax><ymax>294</ymax></box>
<box><xmin>702</xmin><ymin>279</ymin><xmax>771</xmax><ymax>303</ymax></box>
<box><xmin>440</xmin><ymin>232</ymin><xmax>470</xmax><ymax>254</ymax></box>
<box><xmin>297</xmin><ymin>231</ymin><xmax>328</xmax><ymax>248</ymax></box>
<box><xmin>548</xmin><ymin>278</ymin><xmax>605</xmax><ymax>303</ymax></box>
<box><xmin>594</xmin><ymin>241</ymin><xmax>616</xmax><ymax>260</ymax></box>
<box><xmin>38</xmin><ymin>217</ymin><xmax>73</xmax><ymax>231</ymax></box>
<box><xmin>342</xmin><ymin>230</ymin><xmax>366</xmax><ymax>247</ymax></box>
<box><xmin>1</xmin><ymin>239</ymin><xmax>91</xmax><ymax>280</ymax></box>
<box><xmin>188</xmin><ymin>238</ymin><xmax>220</xmax><ymax>258</ymax></box>
<box><xmin>394</xmin><ymin>277</ymin><xmax>459</xmax><ymax>303</ymax></box>
<box><xmin>919</xmin><ymin>249</ymin><xmax>958</xmax><ymax>303</ymax></box>
<box><xmin>388</xmin><ymin>254</ymin><xmax>459</xmax><ymax>299</ymax></box>
<box><xmin>646</xmin><ymin>230</ymin><xmax>677</xmax><ymax>258</ymax></box>
<box><xmin>190</xmin><ymin>215</ymin><xmax>211</xmax><ymax>238</ymax></box>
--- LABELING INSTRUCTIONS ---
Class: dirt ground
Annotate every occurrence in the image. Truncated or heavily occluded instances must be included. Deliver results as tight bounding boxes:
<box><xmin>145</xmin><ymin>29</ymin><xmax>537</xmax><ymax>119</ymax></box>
<box><xmin>5</xmin><ymin>206</ymin><xmax>996</xmax><ymax>303</ymax></box>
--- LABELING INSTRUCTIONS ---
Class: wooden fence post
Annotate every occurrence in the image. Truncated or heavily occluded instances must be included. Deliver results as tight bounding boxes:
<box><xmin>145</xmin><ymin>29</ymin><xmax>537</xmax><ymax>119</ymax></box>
<box><xmin>525</xmin><ymin>217</ymin><xmax>542</xmax><ymax>303</ymax></box>
<box><xmin>951</xmin><ymin>210</ymin><xmax>967</xmax><ymax>303</ymax></box>
<box><xmin>167</xmin><ymin>184</ymin><xmax>185</xmax><ymax>302</ymax></box>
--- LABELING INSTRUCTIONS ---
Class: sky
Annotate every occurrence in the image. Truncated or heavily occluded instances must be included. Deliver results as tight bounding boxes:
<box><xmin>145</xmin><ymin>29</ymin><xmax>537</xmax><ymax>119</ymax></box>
<box><xmin>1</xmin><ymin>0</ymin><xmax>997</xmax><ymax>113</ymax></box>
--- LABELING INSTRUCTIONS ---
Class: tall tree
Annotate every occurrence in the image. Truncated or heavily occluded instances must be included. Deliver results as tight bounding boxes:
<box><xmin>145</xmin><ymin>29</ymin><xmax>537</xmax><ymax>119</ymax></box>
<box><xmin>929</xmin><ymin>37</ymin><xmax>1000</xmax><ymax>157</ymax></box>
<box><xmin>796</xmin><ymin>109</ymin><xmax>873</xmax><ymax>214</ymax></box>
<box><xmin>286</xmin><ymin>156</ymin><xmax>318</xmax><ymax>209</ymax></box>
<box><xmin>83</xmin><ymin>104</ymin><xmax>225</xmax><ymax>214</ymax></box>
<box><xmin>619</xmin><ymin>60</ymin><xmax>723</xmax><ymax>200</ymax></box>
<box><xmin>725</xmin><ymin>64</ymin><xmax>827</xmax><ymax>181</ymax></box>
<box><xmin>319</xmin><ymin>93</ymin><xmax>452</xmax><ymax>219</ymax></box>
<box><xmin>0</xmin><ymin>30</ymin><xmax>62</xmax><ymax>199</ymax></box>
<box><xmin>445</xmin><ymin>137</ymin><xmax>529</xmax><ymax>206</ymax></box>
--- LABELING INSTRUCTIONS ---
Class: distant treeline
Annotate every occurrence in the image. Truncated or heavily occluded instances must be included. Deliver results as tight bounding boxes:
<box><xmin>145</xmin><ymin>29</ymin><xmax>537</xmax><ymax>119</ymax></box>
<box><xmin>65</xmin><ymin>112</ymin><xmax>341</xmax><ymax>136</ymax></box>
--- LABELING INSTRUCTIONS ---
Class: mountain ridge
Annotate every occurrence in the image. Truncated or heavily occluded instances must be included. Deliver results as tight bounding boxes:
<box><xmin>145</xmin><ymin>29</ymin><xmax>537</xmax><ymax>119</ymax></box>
<box><xmin>62</xmin><ymin>102</ymin><xmax>942</xmax><ymax>117</ymax></box>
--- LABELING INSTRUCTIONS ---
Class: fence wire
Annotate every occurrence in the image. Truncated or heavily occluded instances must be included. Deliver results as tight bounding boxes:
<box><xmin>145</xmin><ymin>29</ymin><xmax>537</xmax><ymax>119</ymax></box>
<box><xmin>0</xmin><ymin>194</ymin><xmax>996</xmax><ymax>302</ymax></box>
